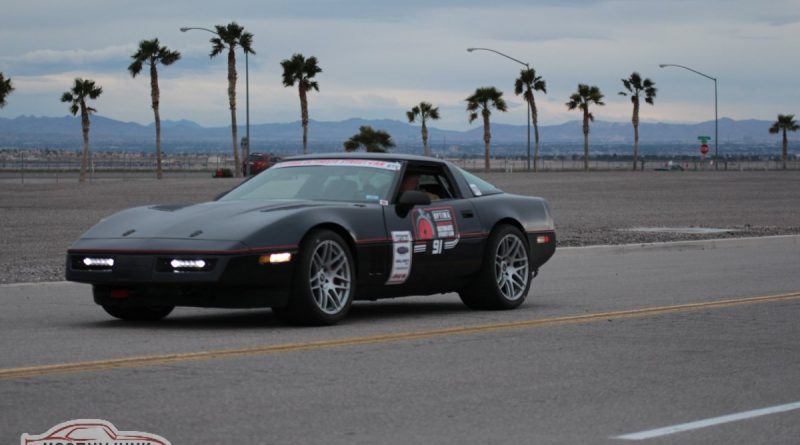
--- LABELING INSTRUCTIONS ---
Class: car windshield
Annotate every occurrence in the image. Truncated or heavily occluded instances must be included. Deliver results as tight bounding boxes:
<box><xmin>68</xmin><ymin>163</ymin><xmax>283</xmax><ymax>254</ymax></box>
<box><xmin>219</xmin><ymin>159</ymin><xmax>401</xmax><ymax>203</ymax></box>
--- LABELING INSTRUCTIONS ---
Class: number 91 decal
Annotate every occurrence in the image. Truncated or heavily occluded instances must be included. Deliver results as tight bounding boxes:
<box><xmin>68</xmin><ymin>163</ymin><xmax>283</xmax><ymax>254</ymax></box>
<box><xmin>412</xmin><ymin>206</ymin><xmax>460</xmax><ymax>255</ymax></box>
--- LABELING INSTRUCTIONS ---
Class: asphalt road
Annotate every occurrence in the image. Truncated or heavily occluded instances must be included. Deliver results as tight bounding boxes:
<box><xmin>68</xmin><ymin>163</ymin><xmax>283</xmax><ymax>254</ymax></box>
<box><xmin>1</xmin><ymin>236</ymin><xmax>799</xmax><ymax>444</ymax></box>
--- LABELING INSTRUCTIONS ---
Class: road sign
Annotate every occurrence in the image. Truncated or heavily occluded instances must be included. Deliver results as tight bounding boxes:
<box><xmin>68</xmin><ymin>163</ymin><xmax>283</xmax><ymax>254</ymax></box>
<box><xmin>698</xmin><ymin>136</ymin><xmax>711</xmax><ymax>157</ymax></box>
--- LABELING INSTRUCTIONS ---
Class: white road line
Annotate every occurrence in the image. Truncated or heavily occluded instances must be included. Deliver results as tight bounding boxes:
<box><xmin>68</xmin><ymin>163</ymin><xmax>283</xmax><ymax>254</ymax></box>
<box><xmin>614</xmin><ymin>401</ymin><xmax>800</xmax><ymax>440</ymax></box>
<box><xmin>558</xmin><ymin>234</ymin><xmax>799</xmax><ymax>252</ymax></box>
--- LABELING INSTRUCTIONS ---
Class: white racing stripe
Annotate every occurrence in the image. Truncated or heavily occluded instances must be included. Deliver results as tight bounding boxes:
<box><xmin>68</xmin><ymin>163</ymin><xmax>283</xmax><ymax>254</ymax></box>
<box><xmin>614</xmin><ymin>401</ymin><xmax>800</xmax><ymax>440</ymax></box>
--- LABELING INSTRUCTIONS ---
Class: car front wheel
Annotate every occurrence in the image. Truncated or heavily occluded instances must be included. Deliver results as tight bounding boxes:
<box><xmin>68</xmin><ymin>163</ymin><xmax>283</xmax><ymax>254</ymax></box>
<box><xmin>274</xmin><ymin>229</ymin><xmax>355</xmax><ymax>325</ymax></box>
<box><xmin>459</xmin><ymin>225</ymin><xmax>531</xmax><ymax>310</ymax></box>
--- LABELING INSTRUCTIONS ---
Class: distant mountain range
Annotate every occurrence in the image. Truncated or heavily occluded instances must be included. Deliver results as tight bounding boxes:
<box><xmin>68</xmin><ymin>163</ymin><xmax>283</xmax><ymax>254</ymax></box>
<box><xmin>0</xmin><ymin>115</ymin><xmax>794</xmax><ymax>155</ymax></box>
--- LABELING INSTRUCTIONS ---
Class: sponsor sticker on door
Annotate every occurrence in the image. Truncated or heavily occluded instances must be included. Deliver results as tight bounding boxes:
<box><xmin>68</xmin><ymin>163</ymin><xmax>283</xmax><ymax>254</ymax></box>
<box><xmin>412</xmin><ymin>206</ymin><xmax>460</xmax><ymax>254</ymax></box>
<box><xmin>386</xmin><ymin>230</ymin><xmax>413</xmax><ymax>285</ymax></box>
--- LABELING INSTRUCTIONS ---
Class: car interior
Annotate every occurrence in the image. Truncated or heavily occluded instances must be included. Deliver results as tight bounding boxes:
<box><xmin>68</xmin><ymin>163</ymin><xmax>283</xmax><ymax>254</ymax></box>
<box><xmin>400</xmin><ymin>165</ymin><xmax>458</xmax><ymax>201</ymax></box>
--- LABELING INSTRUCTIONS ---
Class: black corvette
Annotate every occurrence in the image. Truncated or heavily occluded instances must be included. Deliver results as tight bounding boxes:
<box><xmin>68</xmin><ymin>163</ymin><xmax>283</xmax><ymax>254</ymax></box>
<box><xmin>66</xmin><ymin>153</ymin><xmax>556</xmax><ymax>325</ymax></box>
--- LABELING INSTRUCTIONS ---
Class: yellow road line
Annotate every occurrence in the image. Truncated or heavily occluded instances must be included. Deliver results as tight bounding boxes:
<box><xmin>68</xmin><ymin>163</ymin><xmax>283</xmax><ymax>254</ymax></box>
<box><xmin>3</xmin><ymin>291</ymin><xmax>800</xmax><ymax>380</ymax></box>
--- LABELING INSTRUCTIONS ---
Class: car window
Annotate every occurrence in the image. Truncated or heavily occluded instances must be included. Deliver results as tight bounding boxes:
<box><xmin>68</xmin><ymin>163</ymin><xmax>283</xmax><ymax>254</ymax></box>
<box><xmin>399</xmin><ymin>164</ymin><xmax>458</xmax><ymax>201</ymax></box>
<box><xmin>220</xmin><ymin>160</ymin><xmax>401</xmax><ymax>203</ymax></box>
<box><xmin>456</xmin><ymin>167</ymin><xmax>503</xmax><ymax>196</ymax></box>
<box><xmin>419</xmin><ymin>173</ymin><xmax>456</xmax><ymax>200</ymax></box>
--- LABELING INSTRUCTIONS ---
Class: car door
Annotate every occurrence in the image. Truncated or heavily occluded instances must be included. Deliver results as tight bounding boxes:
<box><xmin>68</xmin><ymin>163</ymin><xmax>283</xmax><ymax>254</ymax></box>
<box><xmin>382</xmin><ymin>163</ymin><xmax>484</xmax><ymax>293</ymax></box>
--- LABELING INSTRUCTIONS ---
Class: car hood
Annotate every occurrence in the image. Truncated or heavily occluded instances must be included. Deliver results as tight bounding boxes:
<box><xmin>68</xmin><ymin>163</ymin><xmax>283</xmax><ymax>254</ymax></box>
<box><xmin>77</xmin><ymin>199</ymin><xmax>327</xmax><ymax>243</ymax></box>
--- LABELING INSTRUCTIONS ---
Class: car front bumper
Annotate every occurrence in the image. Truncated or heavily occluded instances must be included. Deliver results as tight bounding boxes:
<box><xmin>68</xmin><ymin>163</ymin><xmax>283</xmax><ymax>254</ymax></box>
<box><xmin>66</xmin><ymin>251</ymin><xmax>297</xmax><ymax>309</ymax></box>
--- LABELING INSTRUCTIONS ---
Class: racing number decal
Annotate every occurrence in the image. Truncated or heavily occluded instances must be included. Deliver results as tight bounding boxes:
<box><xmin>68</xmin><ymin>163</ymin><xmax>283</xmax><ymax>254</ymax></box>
<box><xmin>412</xmin><ymin>206</ymin><xmax>460</xmax><ymax>255</ymax></box>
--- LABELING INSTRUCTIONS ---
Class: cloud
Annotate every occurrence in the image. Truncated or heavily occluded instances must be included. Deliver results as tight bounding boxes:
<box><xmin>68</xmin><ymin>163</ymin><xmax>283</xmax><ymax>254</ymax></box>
<box><xmin>764</xmin><ymin>15</ymin><xmax>800</xmax><ymax>26</ymax></box>
<box><xmin>14</xmin><ymin>45</ymin><xmax>134</xmax><ymax>65</ymax></box>
<box><xmin>1</xmin><ymin>0</ymin><xmax>799</xmax><ymax>129</ymax></box>
<box><xmin>0</xmin><ymin>45</ymin><xmax>135</xmax><ymax>78</ymax></box>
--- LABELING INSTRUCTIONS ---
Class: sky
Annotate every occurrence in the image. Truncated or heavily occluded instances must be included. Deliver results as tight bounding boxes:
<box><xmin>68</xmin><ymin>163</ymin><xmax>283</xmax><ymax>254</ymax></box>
<box><xmin>0</xmin><ymin>0</ymin><xmax>798</xmax><ymax>131</ymax></box>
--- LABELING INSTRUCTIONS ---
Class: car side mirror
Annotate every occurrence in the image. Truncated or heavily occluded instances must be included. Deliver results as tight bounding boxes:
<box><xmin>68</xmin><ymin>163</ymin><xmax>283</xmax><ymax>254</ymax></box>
<box><xmin>399</xmin><ymin>190</ymin><xmax>431</xmax><ymax>206</ymax></box>
<box><xmin>396</xmin><ymin>190</ymin><xmax>430</xmax><ymax>216</ymax></box>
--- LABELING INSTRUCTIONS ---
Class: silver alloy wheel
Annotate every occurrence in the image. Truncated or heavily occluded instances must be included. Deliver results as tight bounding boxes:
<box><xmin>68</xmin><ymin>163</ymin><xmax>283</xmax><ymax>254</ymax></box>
<box><xmin>309</xmin><ymin>240</ymin><xmax>352</xmax><ymax>315</ymax></box>
<box><xmin>494</xmin><ymin>234</ymin><xmax>529</xmax><ymax>301</ymax></box>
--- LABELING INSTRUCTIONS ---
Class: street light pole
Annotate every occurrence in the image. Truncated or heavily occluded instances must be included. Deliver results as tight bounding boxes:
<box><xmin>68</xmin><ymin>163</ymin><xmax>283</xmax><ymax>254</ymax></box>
<box><xmin>181</xmin><ymin>26</ymin><xmax>251</xmax><ymax>175</ymax></box>
<box><xmin>659</xmin><ymin>63</ymin><xmax>719</xmax><ymax>168</ymax></box>
<box><xmin>245</xmin><ymin>50</ymin><xmax>249</xmax><ymax>173</ymax></box>
<box><xmin>467</xmin><ymin>47</ymin><xmax>532</xmax><ymax>172</ymax></box>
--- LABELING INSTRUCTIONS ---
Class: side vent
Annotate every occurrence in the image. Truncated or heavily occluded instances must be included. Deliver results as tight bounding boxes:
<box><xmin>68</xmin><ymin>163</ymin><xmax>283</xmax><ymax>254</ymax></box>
<box><xmin>189</xmin><ymin>230</ymin><xmax>203</xmax><ymax>238</ymax></box>
<box><xmin>121</xmin><ymin>229</ymin><xmax>136</xmax><ymax>237</ymax></box>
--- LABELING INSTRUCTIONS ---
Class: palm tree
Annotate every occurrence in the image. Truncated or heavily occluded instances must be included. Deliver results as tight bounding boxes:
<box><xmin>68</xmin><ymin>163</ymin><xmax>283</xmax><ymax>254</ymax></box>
<box><xmin>566</xmin><ymin>84</ymin><xmax>605</xmax><ymax>171</ymax></box>
<box><xmin>209</xmin><ymin>22</ymin><xmax>255</xmax><ymax>178</ymax></box>
<box><xmin>619</xmin><ymin>72</ymin><xmax>656</xmax><ymax>171</ymax></box>
<box><xmin>406</xmin><ymin>102</ymin><xmax>440</xmax><ymax>157</ymax></box>
<box><xmin>769</xmin><ymin>114</ymin><xmax>799</xmax><ymax>170</ymax></box>
<box><xmin>61</xmin><ymin>78</ymin><xmax>102</xmax><ymax>183</ymax></box>
<box><xmin>514</xmin><ymin>68</ymin><xmax>546</xmax><ymax>171</ymax></box>
<box><xmin>0</xmin><ymin>72</ymin><xmax>14</xmax><ymax>108</ymax></box>
<box><xmin>129</xmin><ymin>38</ymin><xmax>181</xmax><ymax>180</ymax></box>
<box><xmin>466</xmin><ymin>87</ymin><xmax>507</xmax><ymax>172</ymax></box>
<box><xmin>280</xmin><ymin>53</ymin><xmax>322</xmax><ymax>155</ymax></box>
<box><xmin>343</xmin><ymin>126</ymin><xmax>395</xmax><ymax>153</ymax></box>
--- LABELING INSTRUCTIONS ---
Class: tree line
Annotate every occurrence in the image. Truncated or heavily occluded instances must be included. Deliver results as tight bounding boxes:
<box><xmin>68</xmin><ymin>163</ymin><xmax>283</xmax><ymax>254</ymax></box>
<box><xmin>0</xmin><ymin>23</ymin><xmax>798</xmax><ymax>180</ymax></box>
<box><xmin>0</xmin><ymin>22</ymin><xmax>322</xmax><ymax>182</ymax></box>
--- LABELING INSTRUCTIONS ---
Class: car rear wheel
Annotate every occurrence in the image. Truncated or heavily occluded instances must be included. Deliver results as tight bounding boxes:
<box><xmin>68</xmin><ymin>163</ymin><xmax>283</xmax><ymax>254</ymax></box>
<box><xmin>102</xmin><ymin>305</ymin><xmax>174</xmax><ymax>321</ymax></box>
<box><xmin>273</xmin><ymin>229</ymin><xmax>354</xmax><ymax>325</ymax></box>
<box><xmin>459</xmin><ymin>225</ymin><xmax>531</xmax><ymax>310</ymax></box>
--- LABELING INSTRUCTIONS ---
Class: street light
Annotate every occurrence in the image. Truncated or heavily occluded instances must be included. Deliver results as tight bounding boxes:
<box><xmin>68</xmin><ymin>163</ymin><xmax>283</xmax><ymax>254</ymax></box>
<box><xmin>659</xmin><ymin>63</ymin><xmax>719</xmax><ymax>168</ymax></box>
<box><xmin>467</xmin><ymin>47</ymin><xmax>532</xmax><ymax>172</ymax></box>
<box><xmin>181</xmin><ymin>26</ymin><xmax>250</xmax><ymax>175</ymax></box>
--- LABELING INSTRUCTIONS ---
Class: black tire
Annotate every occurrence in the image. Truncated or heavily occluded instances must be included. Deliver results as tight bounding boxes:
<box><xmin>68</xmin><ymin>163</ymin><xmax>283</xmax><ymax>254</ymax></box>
<box><xmin>274</xmin><ymin>229</ymin><xmax>355</xmax><ymax>325</ymax></box>
<box><xmin>459</xmin><ymin>225</ymin><xmax>531</xmax><ymax>310</ymax></box>
<box><xmin>102</xmin><ymin>305</ymin><xmax>174</xmax><ymax>321</ymax></box>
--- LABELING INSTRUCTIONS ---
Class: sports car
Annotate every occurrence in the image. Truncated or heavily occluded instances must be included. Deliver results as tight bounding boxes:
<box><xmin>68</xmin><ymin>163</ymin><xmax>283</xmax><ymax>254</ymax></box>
<box><xmin>66</xmin><ymin>153</ymin><xmax>556</xmax><ymax>325</ymax></box>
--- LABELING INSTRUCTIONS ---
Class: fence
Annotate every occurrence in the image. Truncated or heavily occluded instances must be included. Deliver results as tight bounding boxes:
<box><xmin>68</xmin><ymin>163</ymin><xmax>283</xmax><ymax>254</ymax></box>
<box><xmin>0</xmin><ymin>153</ymin><xmax>237</xmax><ymax>183</ymax></box>
<box><xmin>0</xmin><ymin>153</ymin><xmax>233</xmax><ymax>172</ymax></box>
<box><xmin>448</xmin><ymin>157</ymin><xmax>800</xmax><ymax>172</ymax></box>
<box><xmin>1</xmin><ymin>152</ymin><xmax>798</xmax><ymax>184</ymax></box>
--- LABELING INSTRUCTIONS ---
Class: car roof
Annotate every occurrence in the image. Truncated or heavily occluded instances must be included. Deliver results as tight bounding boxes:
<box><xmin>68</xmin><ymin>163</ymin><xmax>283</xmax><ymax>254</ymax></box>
<box><xmin>283</xmin><ymin>152</ymin><xmax>448</xmax><ymax>165</ymax></box>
